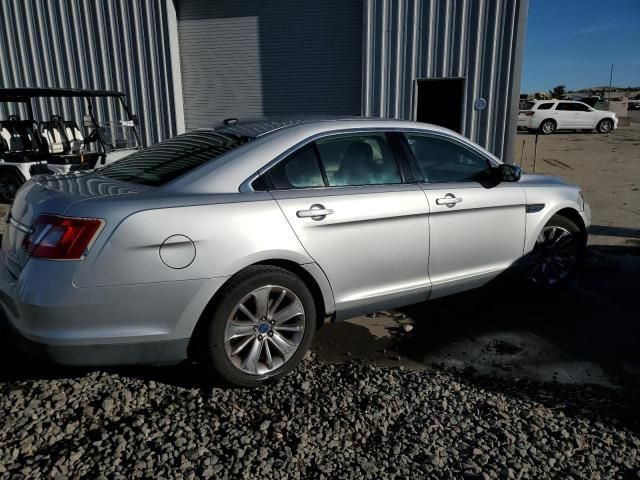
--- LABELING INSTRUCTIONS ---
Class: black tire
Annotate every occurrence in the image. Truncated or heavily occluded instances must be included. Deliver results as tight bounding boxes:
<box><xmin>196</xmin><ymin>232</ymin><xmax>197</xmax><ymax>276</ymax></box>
<box><xmin>201</xmin><ymin>266</ymin><xmax>316</xmax><ymax>387</ymax></box>
<box><xmin>526</xmin><ymin>214</ymin><xmax>585</xmax><ymax>289</ymax></box>
<box><xmin>539</xmin><ymin>119</ymin><xmax>556</xmax><ymax>135</ymax></box>
<box><xmin>0</xmin><ymin>170</ymin><xmax>23</xmax><ymax>203</ymax></box>
<box><xmin>596</xmin><ymin>118</ymin><xmax>614</xmax><ymax>134</ymax></box>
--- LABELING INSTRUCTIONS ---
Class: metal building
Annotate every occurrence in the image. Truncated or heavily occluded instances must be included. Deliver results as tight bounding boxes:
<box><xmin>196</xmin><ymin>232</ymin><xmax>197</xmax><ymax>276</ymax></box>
<box><xmin>0</xmin><ymin>0</ymin><xmax>528</xmax><ymax>160</ymax></box>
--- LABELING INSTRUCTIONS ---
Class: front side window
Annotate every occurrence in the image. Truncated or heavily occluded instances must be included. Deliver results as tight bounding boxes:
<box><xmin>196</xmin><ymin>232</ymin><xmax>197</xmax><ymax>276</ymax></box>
<box><xmin>98</xmin><ymin>131</ymin><xmax>250</xmax><ymax>186</ymax></box>
<box><xmin>572</xmin><ymin>103</ymin><xmax>591</xmax><ymax>112</ymax></box>
<box><xmin>405</xmin><ymin>134</ymin><xmax>492</xmax><ymax>183</ymax></box>
<box><xmin>315</xmin><ymin>133</ymin><xmax>401</xmax><ymax>186</ymax></box>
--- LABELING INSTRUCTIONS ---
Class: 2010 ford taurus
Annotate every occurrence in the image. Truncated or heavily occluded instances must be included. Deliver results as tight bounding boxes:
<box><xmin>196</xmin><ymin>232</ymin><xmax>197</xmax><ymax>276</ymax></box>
<box><xmin>0</xmin><ymin>118</ymin><xmax>590</xmax><ymax>386</ymax></box>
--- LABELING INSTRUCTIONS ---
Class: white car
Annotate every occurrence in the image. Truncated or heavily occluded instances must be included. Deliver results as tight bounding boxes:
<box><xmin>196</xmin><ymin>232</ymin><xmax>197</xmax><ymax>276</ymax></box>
<box><xmin>518</xmin><ymin>100</ymin><xmax>617</xmax><ymax>134</ymax></box>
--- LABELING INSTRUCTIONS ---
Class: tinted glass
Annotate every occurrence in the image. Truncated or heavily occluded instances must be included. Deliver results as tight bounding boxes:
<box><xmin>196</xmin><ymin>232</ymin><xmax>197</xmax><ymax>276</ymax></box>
<box><xmin>269</xmin><ymin>144</ymin><xmax>324</xmax><ymax>189</ymax></box>
<box><xmin>98</xmin><ymin>131</ymin><xmax>249</xmax><ymax>186</ymax></box>
<box><xmin>573</xmin><ymin>103</ymin><xmax>591</xmax><ymax>112</ymax></box>
<box><xmin>537</xmin><ymin>103</ymin><xmax>554</xmax><ymax>110</ymax></box>
<box><xmin>555</xmin><ymin>103</ymin><xmax>572</xmax><ymax>111</ymax></box>
<box><xmin>315</xmin><ymin>133</ymin><xmax>401</xmax><ymax>186</ymax></box>
<box><xmin>520</xmin><ymin>101</ymin><xmax>535</xmax><ymax>110</ymax></box>
<box><xmin>405</xmin><ymin>134</ymin><xmax>491</xmax><ymax>183</ymax></box>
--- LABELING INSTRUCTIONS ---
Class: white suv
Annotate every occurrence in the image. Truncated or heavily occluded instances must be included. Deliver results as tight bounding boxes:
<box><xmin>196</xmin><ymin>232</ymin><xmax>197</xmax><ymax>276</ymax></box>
<box><xmin>518</xmin><ymin>100</ymin><xmax>617</xmax><ymax>134</ymax></box>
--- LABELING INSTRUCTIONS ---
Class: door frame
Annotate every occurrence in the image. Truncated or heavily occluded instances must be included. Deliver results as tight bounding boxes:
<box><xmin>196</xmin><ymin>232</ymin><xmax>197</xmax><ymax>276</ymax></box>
<box><xmin>413</xmin><ymin>77</ymin><xmax>466</xmax><ymax>133</ymax></box>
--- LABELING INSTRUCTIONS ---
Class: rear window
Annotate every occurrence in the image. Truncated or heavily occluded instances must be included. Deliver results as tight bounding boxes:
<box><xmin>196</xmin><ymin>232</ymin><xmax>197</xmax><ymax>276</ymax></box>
<box><xmin>97</xmin><ymin>131</ymin><xmax>250</xmax><ymax>186</ymax></box>
<box><xmin>520</xmin><ymin>101</ymin><xmax>535</xmax><ymax>110</ymax></box>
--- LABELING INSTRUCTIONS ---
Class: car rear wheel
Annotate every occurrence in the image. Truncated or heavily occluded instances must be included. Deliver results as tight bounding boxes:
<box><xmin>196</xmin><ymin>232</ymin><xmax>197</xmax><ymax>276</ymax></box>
<box><xmin>0</xmin><ymin>170</ymin><xmax>23</xmax><ymax>203</ymax></box>
<box><xmin>526</xmin><ymin>215</ymin><xmax>584</xmax><ymax>288</ymax></box>
<box><xmin>202</xmin><ymin>266</ymin><xmax>316</xmax><ymax>387</ymax></box>
<box><xmin>596</xmin><ymin>118</ymin><xmax>614</xmax><ymax>134</ymax></box>
<box><xmin>539</xmin><ymin>119</ymin><xmax>556</xmax><ymax>135</ymax></box>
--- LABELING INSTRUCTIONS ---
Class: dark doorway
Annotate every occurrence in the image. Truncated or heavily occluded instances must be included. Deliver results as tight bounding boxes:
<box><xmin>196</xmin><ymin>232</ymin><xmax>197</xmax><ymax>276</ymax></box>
<box><xmin>416</xmin><ymin>78</ymin><xmax>464</xmax><ymax>133</ymax></box>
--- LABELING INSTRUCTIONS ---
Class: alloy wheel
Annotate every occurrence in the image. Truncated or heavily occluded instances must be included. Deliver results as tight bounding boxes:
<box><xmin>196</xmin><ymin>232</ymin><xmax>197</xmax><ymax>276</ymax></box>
<box><xmin>0</xmin><ymin>180</ymin><xmax>17</xmax><ymax>202</ymax></box>
<box><xmin>541</xmin><ymin>121</ymin><xmax>555</xmax><ymax>134</ymax></box>
<box><xmin>599</xmin><ymin>119</ymin><xmax>613</xmax><ymax>133</ymax></box>
<box><xmin>528</xmin><ymin>226</ymin><xmax>578</xmax><ymax>286</ymax></box>
<box><xmin>223</xmin><ymin>285</ymin><xmax>305</xmax><ymax>375</ymax></box>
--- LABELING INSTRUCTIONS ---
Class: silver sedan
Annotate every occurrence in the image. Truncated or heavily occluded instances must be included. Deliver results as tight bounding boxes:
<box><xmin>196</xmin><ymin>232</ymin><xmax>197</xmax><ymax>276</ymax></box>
<box><xmin>0</xmin><ymin>118</ymin><xmax>590</xmax><ymax>386</ymax></box>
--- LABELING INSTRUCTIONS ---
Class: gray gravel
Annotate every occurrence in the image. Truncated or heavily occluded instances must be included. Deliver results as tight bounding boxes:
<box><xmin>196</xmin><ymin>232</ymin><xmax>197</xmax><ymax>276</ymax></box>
<box><xmin>1</xmin><ymin>356</ymin><xmax>639</xmax><ymax>479</ymax></box>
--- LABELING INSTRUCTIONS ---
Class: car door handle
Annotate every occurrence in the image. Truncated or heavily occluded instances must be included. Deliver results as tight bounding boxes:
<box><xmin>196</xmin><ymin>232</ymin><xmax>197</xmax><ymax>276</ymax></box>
<box><xmin>435</xmin><ymin>194</ymin><xmax>463</xmax><ymax>207</ymax></box>
<box><xmin>296</xmin><ymin>204</ymin><xmax>334</xmax><ymax>220</ymax></box>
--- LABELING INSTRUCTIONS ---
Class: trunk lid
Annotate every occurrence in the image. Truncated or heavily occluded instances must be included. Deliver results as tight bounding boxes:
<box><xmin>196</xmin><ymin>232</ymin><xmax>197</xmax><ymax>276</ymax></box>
<box><xmin>2</xmin><ymin>172</ymin><xmax>145</xmax><ymax>276</ymax></box>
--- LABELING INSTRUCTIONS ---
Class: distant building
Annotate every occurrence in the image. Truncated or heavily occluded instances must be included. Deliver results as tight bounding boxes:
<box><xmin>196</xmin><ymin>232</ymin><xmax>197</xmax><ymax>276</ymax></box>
<box><xmin>0</xmin><ymin>0</ymin><xmax>528</xmax><ymax>160</ymax></box>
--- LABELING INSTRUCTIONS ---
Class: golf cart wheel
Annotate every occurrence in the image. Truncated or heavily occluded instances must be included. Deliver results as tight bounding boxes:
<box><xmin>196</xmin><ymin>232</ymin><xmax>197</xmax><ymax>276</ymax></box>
<box><xmin>596</xmin><ymin>118</ymin><xmax>614</xmax><ymax>134</ymax></box>
<box><xmin>539</xmin><ymin>119</ymin><xmax>556</xmax><ymax>135</ymax></box>
<box><xmin>201</xmin><ymin>265</ymin><xmax>316</xmax><ymax>387</ymax></box>
<box><xmin>526</xmin><ymin>215</ymin><xmax>585</xmax><ymax>289</ymax></box>
<box><xmin>0</xmin><ymin>170</ymin><xmax>23</xmax><ymax>203</ymax></box>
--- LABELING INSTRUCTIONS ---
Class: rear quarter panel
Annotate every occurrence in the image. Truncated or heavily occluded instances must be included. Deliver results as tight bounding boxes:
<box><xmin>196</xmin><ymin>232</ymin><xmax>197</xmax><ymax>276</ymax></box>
<box><xmin>72</xmin><ymin>196</ymin><xmax>315</xmax><ymax>288</ymax></box>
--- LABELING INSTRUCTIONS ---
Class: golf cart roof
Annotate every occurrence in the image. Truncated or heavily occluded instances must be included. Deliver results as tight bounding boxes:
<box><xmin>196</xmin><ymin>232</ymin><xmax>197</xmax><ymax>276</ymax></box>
<box><xmin>0</xmin><ymin>87</ymin><xmax>125</xmax><ymax>102</ymax></box>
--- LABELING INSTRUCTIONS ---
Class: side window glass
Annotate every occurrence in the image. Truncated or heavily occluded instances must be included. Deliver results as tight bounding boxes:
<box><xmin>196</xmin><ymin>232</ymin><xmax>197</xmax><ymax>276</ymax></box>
<box><xmin>315</xmin><ymin>133</ymin><xmax>401</xmax><ymax>186</ymax></box>
<box><xmin>574</xmin><ymin>103</ymin><xmax>590</xmax><ymax>112</ymax></box>
<box><xmin>268</xmin><ymin>144</ymin><xmax>325</xmax><ymax>189</ymax></box>
<box><xmin>555</xmin><ymin>103</ymin><xmax>570</xmax><ymax>111</ymax></box>
<box><xmin>537</xmin><ymin>103</ymin><xmax>554</xmax><ymax>110</ymax></box>
<box><xmin>405</xmin><ymin>134</ymin><xmax>491</xmax><ymax>183</ymax></box>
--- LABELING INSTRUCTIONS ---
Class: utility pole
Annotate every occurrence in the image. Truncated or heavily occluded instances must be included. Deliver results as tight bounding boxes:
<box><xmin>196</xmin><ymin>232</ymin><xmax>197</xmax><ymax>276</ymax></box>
<box><xmin>608</xmin><ymin>63</ymin><xmax>614</xmax><ymax>104</ymax></box>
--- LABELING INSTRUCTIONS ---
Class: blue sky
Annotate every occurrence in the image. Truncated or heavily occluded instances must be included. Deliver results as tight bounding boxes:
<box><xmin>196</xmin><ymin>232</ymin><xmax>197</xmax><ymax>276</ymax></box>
<box><xmin>521</xmin><ymin>0</ymin><xmax>640</xmax><ymax>93</ymax></box>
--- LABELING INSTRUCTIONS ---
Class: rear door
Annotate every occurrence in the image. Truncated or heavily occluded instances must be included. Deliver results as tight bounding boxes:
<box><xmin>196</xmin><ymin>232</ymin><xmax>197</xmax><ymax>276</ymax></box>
<box><xmin>268</xmin><ymin>131</ymin><xmax>431</xmax><ymax>316</ymax></box>
<box><xmin>553</xmin><ymin>102</ymin><xmax>575</xmax><ymax>128</ymax></box>
<box><xmin>402</xmin><ymin>132</ymin><xmax>526</xmax><ymax>298</ymax></box>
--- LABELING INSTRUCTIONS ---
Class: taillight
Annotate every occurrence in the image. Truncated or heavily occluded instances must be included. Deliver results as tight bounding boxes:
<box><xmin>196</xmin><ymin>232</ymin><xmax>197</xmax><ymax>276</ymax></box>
<box><xmin>523</xmin><ymin>111</ymin><xmax>535</xmax><ymax>116</ymax></box>
<box><xmin>23</xmin><ymin>215</ymin><xmax>104</xmax><ymax>260</ymax></box>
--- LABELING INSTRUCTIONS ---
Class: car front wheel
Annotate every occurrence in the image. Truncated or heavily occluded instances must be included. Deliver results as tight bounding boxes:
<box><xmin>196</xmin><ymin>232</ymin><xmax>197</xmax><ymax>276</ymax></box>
<box><xmin>597</xmin><ymin>118</ymin><xmax>614</xmax><ymax>133</ymax></box>
<box><xmin>526</xmin><ymin>215</ymin><xmax>584</xmax><ymax>288</ymax></box>
<box><xmin>202</xmin><ymin>266</ymin><xmax>316</xmax><ymax>387</ymax></box>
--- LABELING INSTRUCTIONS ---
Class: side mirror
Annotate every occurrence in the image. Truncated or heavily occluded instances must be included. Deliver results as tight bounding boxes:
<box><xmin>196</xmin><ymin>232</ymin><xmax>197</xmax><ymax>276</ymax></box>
<box><xmin>497</xmin><ymin>164</ymin><xmax>522</xmax><ymax>182</ymax></box>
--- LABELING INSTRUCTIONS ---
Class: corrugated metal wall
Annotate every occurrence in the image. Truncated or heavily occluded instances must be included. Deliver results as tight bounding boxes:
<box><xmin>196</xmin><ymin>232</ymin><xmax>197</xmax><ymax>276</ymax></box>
<box><xmin>177</xmin><ymin>0</ymin><xmax>363</xmax><ymax>130</ymax></box>
<box><xmin>363</xmin><ymin>0</ymin><xmax>527</xmax><ymax>160</ymax></box>
<box><xmin>0</xmin><ymin>0</ymin><xmax>177</xmax><ymax>147</ymax></box>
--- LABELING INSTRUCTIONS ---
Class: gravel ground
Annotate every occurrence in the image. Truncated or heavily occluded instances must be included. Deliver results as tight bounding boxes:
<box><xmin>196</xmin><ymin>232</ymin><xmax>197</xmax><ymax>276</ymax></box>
<box><xmin>1</xmin><ymin>356</ymin><xmax>639</xmax><ymax>479</ymax></box>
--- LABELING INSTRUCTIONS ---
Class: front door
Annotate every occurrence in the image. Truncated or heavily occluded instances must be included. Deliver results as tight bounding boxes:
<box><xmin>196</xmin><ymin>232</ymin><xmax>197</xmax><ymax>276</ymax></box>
<box><xmin>402</xmin><ymin>132</ymin><xmax>527</xmax><ymax>298</ymax></box>
<box><xmin>267</xmin><ymin>132</ymin><xmax>431</xmax><ymax>316</ymax></box>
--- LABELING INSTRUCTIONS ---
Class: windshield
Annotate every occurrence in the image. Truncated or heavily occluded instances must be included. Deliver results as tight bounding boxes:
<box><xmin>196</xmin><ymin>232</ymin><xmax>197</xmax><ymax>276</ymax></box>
<box><xmin>97</xmin><ymin>130</ymin><xmax>250</xmax><ymax>186</ymax></box>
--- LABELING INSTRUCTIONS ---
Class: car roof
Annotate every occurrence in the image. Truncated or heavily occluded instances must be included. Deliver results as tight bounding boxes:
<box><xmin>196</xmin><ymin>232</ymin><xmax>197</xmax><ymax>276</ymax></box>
<box><xmin>212</xmin><ymin>116</ymin><xmax>436</xmax><ymax>138</ymax></box>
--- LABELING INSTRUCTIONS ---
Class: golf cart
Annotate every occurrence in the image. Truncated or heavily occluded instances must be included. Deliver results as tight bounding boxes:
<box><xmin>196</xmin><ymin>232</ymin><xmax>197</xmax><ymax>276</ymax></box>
<box><xmin>0</xmin><ymin>87</ymin><xmax>141</xmax><ymax>202</ymax></box>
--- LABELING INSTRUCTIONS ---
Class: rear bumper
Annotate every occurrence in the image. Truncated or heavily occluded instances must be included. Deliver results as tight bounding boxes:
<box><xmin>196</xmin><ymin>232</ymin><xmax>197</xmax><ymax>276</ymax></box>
<box><xmin>3</xmin><ymin>320</ymin><xmax>189</xmax><ymax>366</ymax></box>
<box><xmin>0</xmin><ymin>250</ymin><xmax>227</xmax><ymax>367</ymax></box>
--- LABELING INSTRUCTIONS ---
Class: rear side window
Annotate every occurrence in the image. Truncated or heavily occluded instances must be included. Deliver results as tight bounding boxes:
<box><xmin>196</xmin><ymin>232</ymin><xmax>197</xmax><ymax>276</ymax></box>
<box><xmin>98</xmin><ymin>131</ymin><xmax>250</xmax><ymax>186</ymax></box>
<box><xmin>315</xmin><ymin>133</ymin><xmax>401</xmax><ymax>186</ymax></box>
<box><xmin>405</xmin><ymin>134</ymin><xmax>491</xmax><ymax>183</ymax></box>
<box><xmin>537</xmin><ymin>103</ymin><xmax>554</xmax><ymax>110</ymax></box>
<box><xmin>269</xmin><ymin>144</ymin><xmax>325</xmax><ymax>189</ymax></box>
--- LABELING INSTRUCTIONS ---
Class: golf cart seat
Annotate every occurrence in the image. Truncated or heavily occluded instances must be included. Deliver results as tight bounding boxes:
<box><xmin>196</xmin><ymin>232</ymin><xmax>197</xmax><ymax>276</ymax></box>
<box><xmin>0</xmin><ymin>115</ymin><xmax>45</xmax><ymax>160</ymax></box>
<box><xmin>64</xmin><ymin>120</ymin><xmax>84</xmax><ymax>153</ymax></box>
<box><xmin>40</xmin><ymin>115</ymin><xmax>70</xmax><ymax>154</ymax></box>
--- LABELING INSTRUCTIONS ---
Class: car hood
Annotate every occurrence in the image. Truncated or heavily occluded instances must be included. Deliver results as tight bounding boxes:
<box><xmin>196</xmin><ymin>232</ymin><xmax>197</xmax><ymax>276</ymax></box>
<box><xmin>517</xmin><ymin>173</ymin><xmax>569</xmax><ymax>187</ymax></box>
